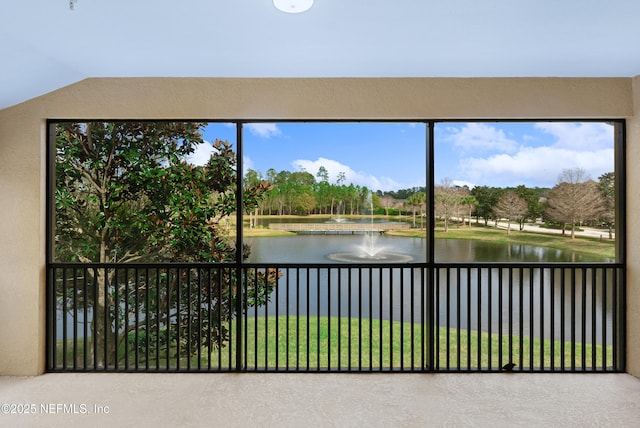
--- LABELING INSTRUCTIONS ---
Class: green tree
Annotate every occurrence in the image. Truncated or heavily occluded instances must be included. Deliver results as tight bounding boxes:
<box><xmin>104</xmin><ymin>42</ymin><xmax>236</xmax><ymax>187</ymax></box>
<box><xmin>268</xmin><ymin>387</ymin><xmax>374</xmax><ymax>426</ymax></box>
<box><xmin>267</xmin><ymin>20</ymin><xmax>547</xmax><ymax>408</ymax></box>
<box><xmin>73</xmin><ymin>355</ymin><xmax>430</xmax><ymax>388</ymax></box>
<box><xmin>598</xmin><ymin>172</ymin><xmax>616</xmax><ymax>239</ymax></box>
<box><xmin>514</xmin><ymin>185</ymin><xmax>545</xmax><ymax>230</ymax></box>
<box><xmin>470</xmin><ymin>186</ymin><xmax>501</xmax><ymax>226</ymax></box>
<box><xmin>316</xmin><ymin>165</ymin><xmax>329</xmax><ymax>183</ymax></box>
<box><xmin>245</xmin><ymin>168</ymin><xmax>264</xmax><ymax>225</ymax></box>
<box><xmin>460</xmin><ymin>194</ymin><xmax>478</xmax><ymax>229</ymax></box>
<box><xmin>406</xmin><ymin>192</ymin><xmax>427</xmax><ymax>228</ymax></box>
<box><xmin>379</xmin><ymin>194</ymin><xmax>399</xmax><ymax>217</ymax></box>
<box><xmin>292</xmin><ymin>191</ymin><xmax>317</xmax><ymax>214</ymax></box>
<box><xmin>55</xmin><ymin>121</ymin><xmax>277</xmax><ymax>368</ymax></box>
<box><xmin>314</xmin><ymin>167</ymin><xmax>331</xmax><ymax>214</ymax></box>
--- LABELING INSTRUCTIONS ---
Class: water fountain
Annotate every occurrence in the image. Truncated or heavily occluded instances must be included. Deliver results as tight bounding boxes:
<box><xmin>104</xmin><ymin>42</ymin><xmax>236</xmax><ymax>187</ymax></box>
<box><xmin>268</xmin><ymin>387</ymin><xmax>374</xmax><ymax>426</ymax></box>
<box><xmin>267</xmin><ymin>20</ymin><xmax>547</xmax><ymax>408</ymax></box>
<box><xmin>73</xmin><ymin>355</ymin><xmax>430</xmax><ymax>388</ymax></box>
<box><xmin>328</xmin><ymin>200</ymin><xmax>348</xmax><ymax>223</ymax></box>
<box><xmin>327</xmin><ymin>193</ymin><xmax>413</xmax><ymax>262</ymax></box>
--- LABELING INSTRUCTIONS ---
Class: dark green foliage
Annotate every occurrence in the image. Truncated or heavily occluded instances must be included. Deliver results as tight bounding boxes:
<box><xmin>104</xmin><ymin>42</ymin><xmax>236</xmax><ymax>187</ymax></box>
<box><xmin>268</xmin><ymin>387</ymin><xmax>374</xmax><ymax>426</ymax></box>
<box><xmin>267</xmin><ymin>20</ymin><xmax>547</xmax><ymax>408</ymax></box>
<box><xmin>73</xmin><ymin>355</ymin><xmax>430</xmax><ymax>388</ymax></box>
<box><xmin>383</xmin><ymin>186</ymin><xmax>426</xmax><ymax>200</ymax></box>
<box><xmin>54</xmin><ymin>121</ymin><xmax>277</xmax><ymax>367</ymax></box>
<box><xmin>598</xmin><ymin>172</ymin><xmax>615</xmax><ymax>239</ymax></box>
<box><xmin>471</xmin><ymin>186</ymin><xmax>502</xmax><ymax>225</ymax></box>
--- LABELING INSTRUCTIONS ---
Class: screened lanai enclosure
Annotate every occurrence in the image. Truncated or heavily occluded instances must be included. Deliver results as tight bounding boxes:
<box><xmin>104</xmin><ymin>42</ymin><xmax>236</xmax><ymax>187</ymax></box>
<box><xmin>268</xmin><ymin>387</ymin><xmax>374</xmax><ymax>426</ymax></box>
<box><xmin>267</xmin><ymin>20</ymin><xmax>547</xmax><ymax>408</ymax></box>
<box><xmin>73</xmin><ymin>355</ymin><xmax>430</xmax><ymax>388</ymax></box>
<box><xmin>47</xmin><ymin>120</ymin><xmax>625</xmax><ymax>372</ymax></box>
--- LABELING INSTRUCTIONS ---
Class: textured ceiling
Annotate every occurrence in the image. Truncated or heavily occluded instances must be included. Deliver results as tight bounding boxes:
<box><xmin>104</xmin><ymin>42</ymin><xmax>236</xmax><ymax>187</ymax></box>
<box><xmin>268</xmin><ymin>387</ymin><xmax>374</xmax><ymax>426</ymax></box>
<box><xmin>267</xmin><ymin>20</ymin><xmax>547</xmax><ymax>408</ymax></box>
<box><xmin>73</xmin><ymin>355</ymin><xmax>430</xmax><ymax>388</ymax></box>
<box><xmin>2</xmin><ymin>0</ymin><xmax>640</xmax><ymax>110</ymax></box>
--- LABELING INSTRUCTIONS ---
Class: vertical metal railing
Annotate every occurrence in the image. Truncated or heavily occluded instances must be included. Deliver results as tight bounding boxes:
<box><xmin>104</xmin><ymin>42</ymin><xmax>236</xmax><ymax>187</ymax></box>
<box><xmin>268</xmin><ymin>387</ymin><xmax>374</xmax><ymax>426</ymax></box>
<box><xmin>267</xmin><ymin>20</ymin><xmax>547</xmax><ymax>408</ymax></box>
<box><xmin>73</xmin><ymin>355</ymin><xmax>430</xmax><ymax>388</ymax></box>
<box><xmin>431</xmin><ymin>263</ymin><xmax>623</xmax><ymax>372</ymax></box>
<box><xmin>47</xmin><ymin>264</ymin><xmax>242</xmax><ymax>371</ymax></box>
<box><xmin>239</xmin><ymin>264</ymin><xmax>431</xmax><ymax>372</ymax></box>
<box><xmin>47</xmin><ymin>262</ymin><xmax>624</xmax><ymax>373</ymax></box>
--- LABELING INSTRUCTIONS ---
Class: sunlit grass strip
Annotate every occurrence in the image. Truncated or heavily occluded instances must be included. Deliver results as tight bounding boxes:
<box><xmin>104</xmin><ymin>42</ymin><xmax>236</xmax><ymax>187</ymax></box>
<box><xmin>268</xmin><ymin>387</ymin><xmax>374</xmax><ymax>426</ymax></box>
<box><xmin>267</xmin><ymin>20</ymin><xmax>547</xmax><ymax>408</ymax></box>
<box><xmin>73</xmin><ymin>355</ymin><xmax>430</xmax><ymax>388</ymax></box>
<box><xmin>55</xmin><ymin>316</ymin><xmax>614</xmax><ymax>371</ymax></box>
<box><xmin>435</xmin><ymin>327</ymin><xmax>613</xmax><ymax>371</ymax></box>
<box><xmin>238</xmin><ymin>316</ymin><xmax>424</xmax><ymax>371</ymax></box>
<box><xmin>211</xmin><ymin>316</ymin><xmax>613</xmax><ymax>371</ymax></box>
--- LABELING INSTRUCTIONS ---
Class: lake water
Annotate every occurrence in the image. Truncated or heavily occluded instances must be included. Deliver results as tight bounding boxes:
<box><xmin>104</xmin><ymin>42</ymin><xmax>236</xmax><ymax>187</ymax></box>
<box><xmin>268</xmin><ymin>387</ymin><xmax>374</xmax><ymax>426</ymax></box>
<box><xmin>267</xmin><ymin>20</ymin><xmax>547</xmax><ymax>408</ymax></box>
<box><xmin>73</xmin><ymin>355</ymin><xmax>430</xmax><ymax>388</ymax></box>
<box><xmin>246</xmin><ymin>236</ymin><xmax>615</xmax><ymax>344</ymax></box>
<box><xmin>246</xmin><ymin>235</ymin><xmax>611</xmax><ymax>263</ymax></box>
<box><xmin>57</xmin><ymin>236</ymin><xmax>616</xmax><ymax>345</ymax></box>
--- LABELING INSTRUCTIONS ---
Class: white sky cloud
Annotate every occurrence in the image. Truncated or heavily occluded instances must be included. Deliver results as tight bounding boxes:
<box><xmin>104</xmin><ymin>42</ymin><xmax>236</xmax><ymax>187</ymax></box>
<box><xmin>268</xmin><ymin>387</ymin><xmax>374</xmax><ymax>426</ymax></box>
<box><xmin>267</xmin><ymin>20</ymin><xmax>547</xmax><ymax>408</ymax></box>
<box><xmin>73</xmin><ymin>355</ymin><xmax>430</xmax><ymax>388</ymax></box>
<box><xmin>460</xmin><ymin>146</ymin><xmax>613</xmax><ymax>187</ymax></box>
<box><xmin>534</xmin><ymin>122</ymin><xmax>614</xmax><ymax>150</ymax></box>
<box><xmin>450</xmin><ymin>122</ymin><xmax>615</xmax><ymax>187</ymax></box>
<box><xmin>292</xmin><ymin>157</ymin><xmax>401</xmax><ymax>191</ymax></box>
<box><xmin>243</xmin><ymin>156</ymin><xmax>255</xmax><ymax>175</ymax></box>
<box><xmin>452</xmin><ymin>180</ymin><xmax>476</xmax><ymax>189</ymax></box>
<box><xmin>447</xmin><ymin>123</ymin><xmax>519</xmax><ymax>153</ymax></box>
<box><xmin>185</xmin><ymin>141</ymin><xmax>216</xmax><ymax>166</ymax></box>
<box><xmin>246</xmin><ymin>123</ymin><xmax>281</xmax><ymax>138</ymax></box>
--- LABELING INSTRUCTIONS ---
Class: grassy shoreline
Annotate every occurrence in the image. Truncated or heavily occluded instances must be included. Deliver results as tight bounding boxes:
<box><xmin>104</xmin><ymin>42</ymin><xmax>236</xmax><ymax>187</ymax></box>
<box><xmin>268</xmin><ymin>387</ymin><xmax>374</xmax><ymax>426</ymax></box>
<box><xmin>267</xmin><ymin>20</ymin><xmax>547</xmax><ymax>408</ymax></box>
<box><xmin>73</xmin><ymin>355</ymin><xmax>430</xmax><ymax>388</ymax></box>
<box><xmin>240</xmin><ymin>215</ymin><xmax>615</xmax><ymax>260</ymax></box>
<box><xmin>389</xmin><ymin>227</ymin><xmax>614</xmax><ymax>260</ymax></box>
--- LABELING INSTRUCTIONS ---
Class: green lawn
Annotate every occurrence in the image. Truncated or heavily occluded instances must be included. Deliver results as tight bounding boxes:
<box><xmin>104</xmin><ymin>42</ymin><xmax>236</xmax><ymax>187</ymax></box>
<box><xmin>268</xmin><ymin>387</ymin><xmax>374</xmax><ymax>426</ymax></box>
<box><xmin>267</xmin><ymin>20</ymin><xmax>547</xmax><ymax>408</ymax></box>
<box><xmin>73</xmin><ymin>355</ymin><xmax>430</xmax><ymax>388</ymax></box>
<box><xmin>230</xmin><ymin>316</ymin><xmax>613</xmax><ymax>371</ymax></box>
<box><xmin>56</xmin><ymin>316</ymin><xmax>614</xmax><ymax>371</ymax></box>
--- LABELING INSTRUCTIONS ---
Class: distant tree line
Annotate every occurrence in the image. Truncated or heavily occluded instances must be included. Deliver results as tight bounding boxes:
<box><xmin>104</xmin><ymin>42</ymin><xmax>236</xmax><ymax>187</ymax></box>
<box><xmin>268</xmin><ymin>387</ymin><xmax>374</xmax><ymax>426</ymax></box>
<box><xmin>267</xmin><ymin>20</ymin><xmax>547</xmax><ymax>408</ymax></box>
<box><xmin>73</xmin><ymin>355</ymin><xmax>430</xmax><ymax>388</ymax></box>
<box><xmin>245</xmin><ymin>167</ymin><xmax>378</xmax><ymax>216</ymax></box>
<box><xmin>433</xmin><ymin>168</ymin><xmax>613</xmax><ymax>238</ymax></box>
<box><xmin>247</xmin><ymin>166</ymin><xmax>615</xmax><ymax>238</ymax></box>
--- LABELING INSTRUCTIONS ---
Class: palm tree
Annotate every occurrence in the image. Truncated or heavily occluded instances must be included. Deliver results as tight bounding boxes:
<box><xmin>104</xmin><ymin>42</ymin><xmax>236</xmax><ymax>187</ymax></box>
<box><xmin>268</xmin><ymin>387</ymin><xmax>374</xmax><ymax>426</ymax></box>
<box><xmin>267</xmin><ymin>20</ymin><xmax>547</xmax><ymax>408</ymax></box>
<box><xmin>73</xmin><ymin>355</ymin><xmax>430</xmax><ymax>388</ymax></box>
<box><xmin>460</xmin><ymin>195</ymin><xmax>478</xmax><ymax>229</ymax></box>
<box><xmin>406</xmin><ymin>192</ymin><xmax>426</xmax><ymax>228</ymax></box>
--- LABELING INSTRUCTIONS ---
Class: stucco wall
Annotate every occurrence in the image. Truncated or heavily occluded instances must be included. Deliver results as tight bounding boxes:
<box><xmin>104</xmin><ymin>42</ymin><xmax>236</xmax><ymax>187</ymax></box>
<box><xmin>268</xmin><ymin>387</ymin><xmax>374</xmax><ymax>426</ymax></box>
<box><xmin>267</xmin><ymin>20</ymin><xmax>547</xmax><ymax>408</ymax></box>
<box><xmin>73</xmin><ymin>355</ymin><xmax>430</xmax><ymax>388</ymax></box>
<box><xmin>0</xmin><ymin>77</ymin><xmax>636</xmax><ymax>375</ymax></box>
<box><xmin>626</xmin><ymin>76</ymin><xmax>640</xmax><ymax>376</ymax></box>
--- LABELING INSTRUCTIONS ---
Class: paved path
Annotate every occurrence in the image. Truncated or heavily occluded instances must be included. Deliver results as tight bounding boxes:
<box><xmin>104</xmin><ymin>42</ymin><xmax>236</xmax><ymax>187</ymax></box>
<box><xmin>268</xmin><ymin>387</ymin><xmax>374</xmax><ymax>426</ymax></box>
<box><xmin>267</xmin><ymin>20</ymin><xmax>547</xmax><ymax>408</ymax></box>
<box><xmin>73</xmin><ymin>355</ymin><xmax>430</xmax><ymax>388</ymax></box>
<box><xmin>498</xmin><ymin>222</ymin><xmax>614</xmax><ymax>240</ymax></box>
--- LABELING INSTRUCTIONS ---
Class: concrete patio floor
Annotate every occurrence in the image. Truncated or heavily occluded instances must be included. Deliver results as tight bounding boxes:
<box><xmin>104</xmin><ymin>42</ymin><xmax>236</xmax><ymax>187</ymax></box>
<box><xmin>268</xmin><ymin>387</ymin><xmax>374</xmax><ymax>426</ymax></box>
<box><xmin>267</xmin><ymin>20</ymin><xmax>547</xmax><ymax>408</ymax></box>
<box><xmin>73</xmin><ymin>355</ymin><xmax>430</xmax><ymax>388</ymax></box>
<box><xmin>1</xmin><ymin>373</ymin><xmax>640</xmax><ymax>427</ymax></box>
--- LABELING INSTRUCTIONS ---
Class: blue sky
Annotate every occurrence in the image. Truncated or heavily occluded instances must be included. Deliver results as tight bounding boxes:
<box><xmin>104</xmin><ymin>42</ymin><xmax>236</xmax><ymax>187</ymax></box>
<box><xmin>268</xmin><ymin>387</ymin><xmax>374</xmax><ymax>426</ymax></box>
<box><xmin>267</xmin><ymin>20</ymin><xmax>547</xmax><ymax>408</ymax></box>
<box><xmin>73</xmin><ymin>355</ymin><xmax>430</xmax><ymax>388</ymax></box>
<box><xmin>189</xmin><ymin>121</ymin><xmax>615</xmax><ymax>191</ymax></box>
<box><xmin>434</xmin><ymin>122</ymin><xmax>615</xmax><ymax>188</ymax></box>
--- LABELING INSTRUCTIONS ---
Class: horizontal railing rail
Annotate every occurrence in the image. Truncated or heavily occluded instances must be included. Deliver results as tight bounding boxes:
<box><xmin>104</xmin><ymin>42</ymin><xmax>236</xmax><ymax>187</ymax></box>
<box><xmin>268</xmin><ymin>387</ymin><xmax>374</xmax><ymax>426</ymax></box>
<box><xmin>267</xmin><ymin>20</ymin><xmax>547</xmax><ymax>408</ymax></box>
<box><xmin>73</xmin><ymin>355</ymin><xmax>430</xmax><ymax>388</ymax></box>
<box><xmin>46</xmin><ymin>262</ymin><xmax>625</xmax><ymax>373</ymax></box>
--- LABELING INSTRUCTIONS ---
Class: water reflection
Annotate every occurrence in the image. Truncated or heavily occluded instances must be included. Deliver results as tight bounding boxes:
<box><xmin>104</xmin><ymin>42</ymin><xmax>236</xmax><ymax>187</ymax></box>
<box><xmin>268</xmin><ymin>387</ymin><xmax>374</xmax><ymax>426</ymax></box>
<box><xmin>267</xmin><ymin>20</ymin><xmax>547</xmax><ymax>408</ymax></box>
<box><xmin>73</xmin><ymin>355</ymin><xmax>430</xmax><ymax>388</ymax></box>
<box><xmin>435</xmin><ymin>238</ymin><xmax>612</xmax><ymax>263</ymax></box>
<box><xmin>247</xmin><ymin>235</ymin><xmax>427</xmax><ymax>263</ymax></box>
<box><xmin>247</xmin><ymin>236</ymin><xmax>617</xmax><ymax>345</ymax></box>
<box><xmin>248</xmin><ymin>265</ymin><xmax>617</xmax><ymax>345</ymax></box>
<box><xmin>247</xmin><ymin>235</ymin><xmax>611</xmax><ymax>263</ymax></box>
<box><xmin>59</xmin><ymin>237</ymin><xmax>618</xmax><ymax>347</ymax></box>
